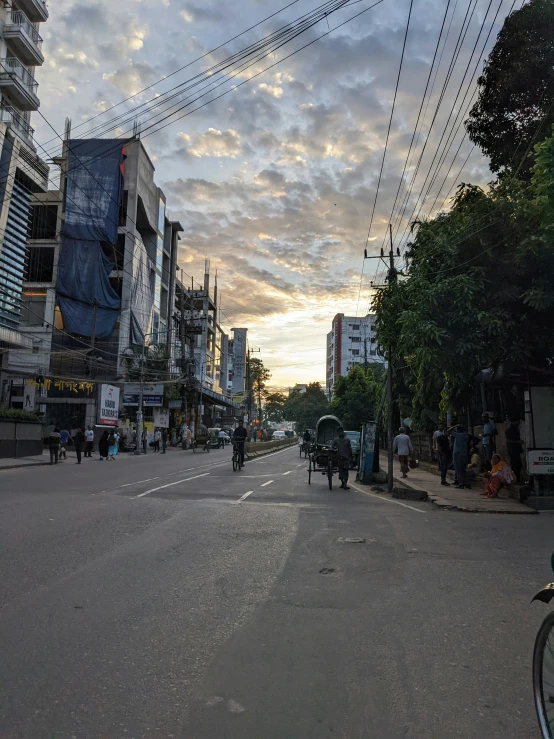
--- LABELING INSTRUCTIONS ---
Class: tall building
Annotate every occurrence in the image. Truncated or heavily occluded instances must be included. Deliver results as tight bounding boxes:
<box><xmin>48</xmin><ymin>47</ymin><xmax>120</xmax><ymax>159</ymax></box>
<box><xmin>0</xmin><ymin>0</ymin><xmax>49</xmax><ymax>349</ymax></box>
<box><xmin>326</xmin><ymin>313</ymin><xmax>385</xmax><ymax>397</ymax></box>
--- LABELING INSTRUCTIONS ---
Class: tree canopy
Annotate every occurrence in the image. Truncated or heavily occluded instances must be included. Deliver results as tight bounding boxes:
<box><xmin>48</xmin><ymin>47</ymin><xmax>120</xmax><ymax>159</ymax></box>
<box><xmin>373</xmin><ymin>126</ymin><xmax>554</xmax><ymax>426</ymax></box>
<box><xmin>466</xmin><ymin>0</ymin><xmax>554</xmax><ymax>175</ymax></box>
<box><xmin>264</xmin><ymin>392</ymin><xmax>287</xmax><ymax>424</ymax></box>
<box><xmin>283</xmin><ymin>382</ymin><xmax>329</xmax><ymax>432</ymax></box>
<box><xmin>329</xmin><ymin>364</ymin><xmax>384</xmax><ymax>430</ymax></box>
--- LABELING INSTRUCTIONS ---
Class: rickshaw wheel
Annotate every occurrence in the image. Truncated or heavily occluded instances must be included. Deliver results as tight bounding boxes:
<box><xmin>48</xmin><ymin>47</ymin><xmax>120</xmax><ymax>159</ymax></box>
<box><xmin>308</xmin><ymin>458</ymin><xmax>312</xmax><ymax>485</ymax></box>
<box><xmin>327</xmin><ymin>457</ymin><xmax>333</xmax><ymax>490</ymax></box>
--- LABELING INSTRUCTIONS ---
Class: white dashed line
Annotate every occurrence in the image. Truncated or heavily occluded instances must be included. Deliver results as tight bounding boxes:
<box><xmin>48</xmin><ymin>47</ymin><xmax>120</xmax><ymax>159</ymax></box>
<box><xmin>260</xmin><ymin>480</ymin><xmax>274</xmax><ymax>487</ymax></box>
<box><xmin>135</xmin><ymin>473</ymin><xmax>210</xmax><ymax>498</ymax></box>
<box><xmin>236</xmin><ymin>490</ymin><xmax>254</xmax><ymax>503</ymax></box>
<box><xmin>118</xmin><ymin>477</ymin><xmax>161</xmax><ymax>488</ymax></box>
<box><xmin>282</xmin><ymin>471</ymin><xmax>292</xmax><ymax>476</ymax></box>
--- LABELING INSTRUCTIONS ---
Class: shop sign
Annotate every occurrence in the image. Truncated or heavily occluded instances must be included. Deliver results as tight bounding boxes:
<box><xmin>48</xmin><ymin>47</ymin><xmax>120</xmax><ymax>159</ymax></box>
<box><xmin>527</xmin><ymin>450</ymin><xmax>554</xmax><ymax>475</ymax></box>
<box><xmin>98</xmin><ymin>384</ymin><xmax>120</xmax><ymax>426</ymax></box>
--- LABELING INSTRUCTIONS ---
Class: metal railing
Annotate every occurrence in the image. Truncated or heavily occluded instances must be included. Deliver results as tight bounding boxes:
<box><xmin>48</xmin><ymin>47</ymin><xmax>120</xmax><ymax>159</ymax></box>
<box><xmin>4</xmin><ymin>11</ymin><xmax>43</xmax><ymax>52</ymax></box>
<box><xmin>0</xmin><ymin>58</ymin><xmax>39</xmax><ymax>95</ymax></box>
<box><xmin>0</xmin><ymin>105</ymin><xmax>34</xmax><ymax>143</ymax></box>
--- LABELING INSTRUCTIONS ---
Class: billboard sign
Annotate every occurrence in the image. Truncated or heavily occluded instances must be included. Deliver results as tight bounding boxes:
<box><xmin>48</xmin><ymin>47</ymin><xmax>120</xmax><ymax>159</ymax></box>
<box><xmin>527</xmin><ymin>450</ymin><xmax>554</xmax><ymax>475</ymax></box>
<box><xmin>232</xmin><ymin>328</ymin><xmax>247</xmax><ymax>394</ymax></box>
<box><xmin>154</xmin><ymin>408</ymin><xmax>170</xmax><ymax>428</ymax></box>
<box><xmin>98</xmin><ymin>384</ymin><xmax>120</xmax><ymax>426</ymax></box>
<box><xmin>122</xmin><ymin>383</ymin><xmax>163</xmax><ymax>407</ymax></box>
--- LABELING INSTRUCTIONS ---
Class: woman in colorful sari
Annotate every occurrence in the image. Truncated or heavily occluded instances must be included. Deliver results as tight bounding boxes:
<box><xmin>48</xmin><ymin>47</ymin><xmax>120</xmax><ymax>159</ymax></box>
<box><xmin>483</xmin><ymin>453</ymin><xmax>514</xmax><ymax>498</ymax></box>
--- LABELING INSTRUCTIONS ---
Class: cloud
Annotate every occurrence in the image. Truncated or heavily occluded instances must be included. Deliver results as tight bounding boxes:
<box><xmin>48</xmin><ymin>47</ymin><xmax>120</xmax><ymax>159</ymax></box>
<box><xmin>174</xmin><ymin>128</ymin><xmax>243</xmax><ymax>159</ymax></box>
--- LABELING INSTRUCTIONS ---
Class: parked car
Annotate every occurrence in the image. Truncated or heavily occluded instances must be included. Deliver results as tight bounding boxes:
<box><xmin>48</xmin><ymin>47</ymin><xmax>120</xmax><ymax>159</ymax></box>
<box><xmin>345</xmin><ymin>430</ymin><xmax>361</xmax><ymax>469</ymax></box>
<box><xmin>273</xmin><ymin>430</ymin><xmax>286</xmax><ymax>440</ymax></box>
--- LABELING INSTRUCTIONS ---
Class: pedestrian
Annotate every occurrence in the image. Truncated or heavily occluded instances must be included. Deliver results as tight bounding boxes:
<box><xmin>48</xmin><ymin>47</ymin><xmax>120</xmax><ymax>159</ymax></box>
<box><xmin>59</xmin><ymin>427</ymin><xmax>69</xmax><ymax>460</ymax></box>
<box><xmin>49</xmin><ymin>427</ymin><xmax>61</xmax><ymax>465</ymax></box>
<box><xmin>218</xmin><ymin>428</ymin><xmax>226</xmax><ymax>448</ymax></box>
<box><xmin>153</xmin><ymin>428</ymin><xmax>161</xmax><ymax>452</ymax></box>
<box><xmin>393</xmin><ymin>426</ymin><xmax>413</xmax><ymax>478</ymax></box>
<box><xmin>107</xmin><ymin>429</ymin><xmax>118</xmax><ymax>460</ymax></box>
<box><xmin>481</xmin><ymin>413</ymin><xmax>497</xmax><ymax>470</ymax></box>
<box><xmin>432</xmin><ymin>424</ymin><xmax>445</xmax><ymax>463</ymax></box>
<box><xmin>332</xmin><ymin>426</ymin><xmax>353</xmax><ymax>490</ymax></box>
<box><xmin>185</xmin><ymin>426</ymin><xmax>191</xmax><ymax>450</ymax></box>
<box><xmin>85</xmin><ymin>425</ymin><xmax>94</xmax><ymax>457</ymax></box>
<box><xmin>483</xmin><ymin>453</ymin><xmax>514</xmax><ymax>498</ymax></box>
<box><xmin>74</xmin><ymin>428</ymin><xmax>85</xmax><ymax>464</ymax></box>
<box><xmin>98</xmin><ymin>430</ymin><xmax>109</xmax><ymax>461</ymax></box>
<box><xmin>161</xmin><ymin>427</ymin><xmax>168</xmax><ymax>454</ymax></box>
<box><xmin>505</xmin><ymin>417</ymin><xmax>523</xmax><ymax>482</ymax></box>
<box><xmin>435</xmin><ymin>428</ymin><xmax>451</xmax><ymax>486</ymax></box>
<box><xmin>465</xmin><ymin>444</ymin><xmax>482</xmax><ymax>487</ymax></box>
<box><xmin>448</xmin><ymin>424</ymin><xmax>472</xmax><ymax>489</ymax></box>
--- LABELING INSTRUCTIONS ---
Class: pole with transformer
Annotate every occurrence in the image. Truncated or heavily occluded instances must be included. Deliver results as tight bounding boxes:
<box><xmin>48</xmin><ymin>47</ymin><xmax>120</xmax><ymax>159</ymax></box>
<box><xmin>363</xmin><ymin>224</ymin><xmax>399</xmax><ymax>492</ymax></box>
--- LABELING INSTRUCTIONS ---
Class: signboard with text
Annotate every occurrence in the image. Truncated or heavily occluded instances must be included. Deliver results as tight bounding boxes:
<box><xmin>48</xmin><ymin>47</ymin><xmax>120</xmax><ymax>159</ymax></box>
<box><xmin>527</xmin><ymin>450</ymin><xmax>554</xmax><ymax>475</ymax></box>
<box><xmin>122</xmin><ymin>383</ymin><xmax>163</xmax><ymax>407</ymax></box>
<box><xmin>154</xmin><ymin>408</ymin><xmax>170</xmax><ymax>428</ymax></box>
<box><xmin>98</xmin><ymin>384</ymin><xmax>120</xmax><ymax>426</ymax></box>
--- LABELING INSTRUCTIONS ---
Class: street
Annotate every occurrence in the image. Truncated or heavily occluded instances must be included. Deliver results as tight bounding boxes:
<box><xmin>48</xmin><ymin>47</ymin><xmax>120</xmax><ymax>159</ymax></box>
<box><xmin>0</xmin><ymin>445</ymin><xmax>552</xmax><ymax>738</ymax></box>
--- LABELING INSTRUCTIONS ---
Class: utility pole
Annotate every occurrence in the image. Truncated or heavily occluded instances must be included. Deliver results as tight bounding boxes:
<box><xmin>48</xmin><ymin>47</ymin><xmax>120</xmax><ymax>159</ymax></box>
<box><xmin>180</xmin><ymin>271</ymin><xmax>188</xmax><ymax>447</ymax></box>
<box><xmin>386</xmin><ymin>223</ymin><xmax>396</xmax><ymax>493</ymax></box>
<box><xmin>135</xmin><ymin>342</ymin><xmax>145</xmax><ymax>455</ymax></box>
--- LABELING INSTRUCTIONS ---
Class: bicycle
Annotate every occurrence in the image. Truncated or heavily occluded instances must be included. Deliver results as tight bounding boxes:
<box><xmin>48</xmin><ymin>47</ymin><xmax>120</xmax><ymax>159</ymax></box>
<box><xmin>232</xmin><ymin>442</ymin><xmax>244</xmax><ymax>472</ymax></box>
<box><xmin>532</xmin><ymin>550</ymin><xmax>554</xmax><ymax>738</ymax></box>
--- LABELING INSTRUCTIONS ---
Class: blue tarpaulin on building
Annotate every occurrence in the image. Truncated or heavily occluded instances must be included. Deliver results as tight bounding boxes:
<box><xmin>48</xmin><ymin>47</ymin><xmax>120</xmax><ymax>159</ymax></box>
<box><xmin>57</xmin><ymin>139</ymin><xmax>127</xmax><ymax>338</ymax></box>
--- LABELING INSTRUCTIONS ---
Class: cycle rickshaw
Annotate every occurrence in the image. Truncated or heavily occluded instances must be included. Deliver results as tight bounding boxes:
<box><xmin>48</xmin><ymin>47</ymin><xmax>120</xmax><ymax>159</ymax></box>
<box><xmin>307</xmin><ymin>415</ymin><xmax>342</xmax><ymax>490</ymax></box>
<box><xmin>191</xmin><ymin>424</ymin><xmax>210</xmax><ymax>453</ymax></box>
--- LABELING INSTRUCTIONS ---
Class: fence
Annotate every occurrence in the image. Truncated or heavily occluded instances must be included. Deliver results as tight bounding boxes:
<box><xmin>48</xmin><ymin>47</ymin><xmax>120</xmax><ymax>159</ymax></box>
<box><xmin>0</xmin><ymin>420</ymin><xmax>43</xmax><ymax>458</ymax></box>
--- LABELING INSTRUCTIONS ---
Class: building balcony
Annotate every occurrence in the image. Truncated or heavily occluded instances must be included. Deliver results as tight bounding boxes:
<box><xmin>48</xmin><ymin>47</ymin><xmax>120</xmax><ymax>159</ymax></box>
<box><xmin>0</xmin><ymin>58</ymin><xmax>39</xmax><ymax>111</ymax></box>
<box><xmin>0</xmin><ymin>105</ymin><xmax>34</xmax><ymax>146</ymax></box>
<box><xmin>3</xmin><ymin>11</ymin><xmax>44</xmax><ymax>66</ymax></box>
<box><xmin>12</xmin><ymin>0</ymin><xmax>48</xmax><ymax>22</ymax></box>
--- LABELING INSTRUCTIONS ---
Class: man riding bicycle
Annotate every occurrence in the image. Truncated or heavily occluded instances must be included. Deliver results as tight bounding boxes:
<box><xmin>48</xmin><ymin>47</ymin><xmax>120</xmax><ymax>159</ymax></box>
<box><xmin>233</xmin><ymin>420</ymin><xmax>248</xmax><ymax>467</ymax></box>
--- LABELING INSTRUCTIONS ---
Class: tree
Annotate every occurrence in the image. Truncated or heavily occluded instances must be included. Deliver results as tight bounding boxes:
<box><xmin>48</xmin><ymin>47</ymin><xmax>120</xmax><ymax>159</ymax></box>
<box><xmin>329</xmin><ymin>364</ymin><xmax>383</xmax><ymax>430</ymax></box>
<box><xmin>264</xmin><ymin>392</ymin><xmax>287</xmax><ymax>424</ymax></box>
<box><xmin>466</xmin><ymin>0</ymin><xmax>554</xmax><ymax>175</ymax></box>
<box><xmin>283</xmin><ymin>382</ymin><xmax>329</xmax><ymax>432</ymax></box>
<box><xmin>248</xmin><ymin>357</ymin><xmax>271</xmax><ymax>424</ymax></box>
<box><xmin>373</xmin><ymin>127</ymin><xmax>554</xmax><ymax>425</ymax></box>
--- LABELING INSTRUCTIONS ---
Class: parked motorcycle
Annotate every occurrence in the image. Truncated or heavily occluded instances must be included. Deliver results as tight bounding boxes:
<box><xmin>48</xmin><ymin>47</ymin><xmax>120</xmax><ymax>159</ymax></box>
<box><xmin>532</xmin><ymin>551</ymin><xmax>554</xmax><ymax>738</ymax></box>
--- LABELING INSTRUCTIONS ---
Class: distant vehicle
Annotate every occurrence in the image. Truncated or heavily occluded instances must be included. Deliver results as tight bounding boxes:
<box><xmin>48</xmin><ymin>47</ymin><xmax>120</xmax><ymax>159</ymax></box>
<box><xmin>273</xmin><ymin>430</ymin><xmax>286</xmax><ymax>440</ymax></box>
<box><xmin>345</xmin><ymin>430</ymin><xmax>361</xmax><ymax>469</ymax></box>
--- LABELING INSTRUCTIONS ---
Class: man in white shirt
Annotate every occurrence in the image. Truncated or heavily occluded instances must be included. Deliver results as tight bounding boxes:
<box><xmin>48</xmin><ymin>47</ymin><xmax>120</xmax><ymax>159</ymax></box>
<box><xmin>218</xmin><ymin>429</ymin><xmax>226</xmax><ymax>448</ymax></box>
<box><xmin>393</xmin><ymin>426</ymin><xmax>414</xmax><ymax>478</ymax></box>
<box><xmin>85</xmin><ymin>425</ymin><xmax>94</xmax><ymax>457</ymax></box>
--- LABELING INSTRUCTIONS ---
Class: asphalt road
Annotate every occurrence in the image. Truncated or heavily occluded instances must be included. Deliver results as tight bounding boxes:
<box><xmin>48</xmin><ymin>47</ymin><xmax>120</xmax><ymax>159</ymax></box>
<box><xmin>0</xmin><ymin>444</ymin><xmax>552</xmax><ymax>738</ymax></box>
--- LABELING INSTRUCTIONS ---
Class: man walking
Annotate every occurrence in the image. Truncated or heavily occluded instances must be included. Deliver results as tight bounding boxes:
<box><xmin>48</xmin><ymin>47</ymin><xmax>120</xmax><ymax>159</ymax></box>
<box><xmin>218</xmin><ymin>429</ymin><xmax>226</xmax><ymax>448</ymax></box>
<box><xmin>84</xmin><ymin>425</ymin><xmax>94</xmax><ymax>457</ymax></box>
<box><xmin>481</xmin><ymin>413</ymin><xmax>496</xmax><ymax>470</ymax></box>
<box><xmin>393</xmin><ymin>426</ymin><xmax>413</xmax><ymax>478</ymax></box>
<box><xmin>49</xmin><ymin>427</ymin><xmax>61</xmax><ymax>465</ymax></box>
<box><xmin>74</xmin><ymin>428</ymin><xmax>85</xmax><ymax>464</ymax></box>
<box><xmin>161</xmin><ymin>427</ymin><xmax>168</xmax><ymax>454</ymax></box>
<box><xmin>332</xmin><ymin>427</ymin><xmax>353</xmax><ymax>490</ymax></box>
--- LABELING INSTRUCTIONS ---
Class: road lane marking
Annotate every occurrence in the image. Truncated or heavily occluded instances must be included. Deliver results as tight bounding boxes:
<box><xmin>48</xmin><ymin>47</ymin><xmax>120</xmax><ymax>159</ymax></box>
<box><xmin>249</xmin><ymin>446</ymin><xmax>297</xmax><ymax>462</ymax></box>
<box><xmin>135</xmin><ymin>473</ymin><xmax>210</xmax><ymax>498</ymax></box>
<box><xmin>236</xmin><ymin>490</ymin><xmax>254</xmax><ymax>503</ymax></box>
<box><xmin>350</xmin><ymin>482</ymin><xmax>425</xmax><ymax>513</ymax></box>
<box><xmin>118</xmin><ymin>477</ymin><xmax>161</xmax><ymax>488</ymax></box>
<box><xmin>282</xmin><ymin>471</ymin><xmax>292</xmax><ymax>476</ymax></box>
<box><xmin>260</xmin><ymin>480</ymin><xmax>274</xmax><ymax>487</ymax></box>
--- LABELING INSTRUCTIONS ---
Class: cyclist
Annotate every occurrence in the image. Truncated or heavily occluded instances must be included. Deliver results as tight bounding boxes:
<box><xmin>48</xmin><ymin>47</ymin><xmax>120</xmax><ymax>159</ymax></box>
<box><xmin>233</xmin><ymin>420</ymin><xmax>248</xmax><ymax>467</ymax></box>
<box><xmin>302</xmin><ymin>428</ymin><xmax>311</xmax><ymax>454</ymax></box>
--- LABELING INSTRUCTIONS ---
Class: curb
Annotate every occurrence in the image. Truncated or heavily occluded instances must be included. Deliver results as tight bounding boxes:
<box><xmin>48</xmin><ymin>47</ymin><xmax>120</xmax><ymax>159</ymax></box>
<box><xmin>0</xmin><ymin>460</ymin><xmax>50</xmax><ymax>470</ymax></box>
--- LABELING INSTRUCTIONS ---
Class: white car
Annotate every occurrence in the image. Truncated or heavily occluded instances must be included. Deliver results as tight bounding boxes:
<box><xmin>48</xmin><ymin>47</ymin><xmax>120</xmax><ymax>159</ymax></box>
<box><xmin>273</xmin><ymin>430</ymin><xmax>286</xmax><ymax>440</ymax></box>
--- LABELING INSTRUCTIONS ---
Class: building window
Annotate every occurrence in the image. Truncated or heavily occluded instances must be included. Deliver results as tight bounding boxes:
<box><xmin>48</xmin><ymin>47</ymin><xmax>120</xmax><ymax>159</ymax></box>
<box><xmin>24</xmin><ymin>247</ymin><xmax>54</xmax><ymax>282</ymax></box>
<box><xmin>29</xmin><ymin>204</ymin><xmax>57</xmax><ymax>240</ymax></box>
<box><xmin>351</xmin><ymin>324</ymin><xmax>360</xmax><ymax>331</ymax></box>
<box><xmin>370</xmin><ymin>350</ymin><xmax>376</xmax><ymax>356</ymax></box>
<box><xmin>20</xmin><ymin>293</ymin><xmax>46</xmax><ymax>326</ymax></box>
<box><xmin>352</xmin><ymin>349</ymin><xmax>360</xmax><ymax>356</ymax></box>
<box><xmin>351</xmin><ymin>336</ymin><xmax>361</xmax><ymax>342</ymax></box>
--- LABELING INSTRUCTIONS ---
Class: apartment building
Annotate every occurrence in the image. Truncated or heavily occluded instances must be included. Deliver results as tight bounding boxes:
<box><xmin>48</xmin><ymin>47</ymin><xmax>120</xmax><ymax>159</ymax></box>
<box><xmin>0</xmin><ymin>0</ymin><xmax>49</xmax><ymax>349</ymax></box>
<box><xmin>326</xmin><ymin>313</ymin><xmax>385</xmax><ymax>397</ymax></box>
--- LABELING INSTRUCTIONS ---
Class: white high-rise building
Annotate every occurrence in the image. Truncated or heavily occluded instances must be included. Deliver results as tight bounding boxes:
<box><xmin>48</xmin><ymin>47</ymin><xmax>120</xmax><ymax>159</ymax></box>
<box><xmin>0</xmin><ymin>0</ymin><xmax>49</xmax><ymax>348</ymax></box>
<box><xmin>326</xmin><ymin>313</ymin><xmax>385</xmax><ymax>397</ymax></box>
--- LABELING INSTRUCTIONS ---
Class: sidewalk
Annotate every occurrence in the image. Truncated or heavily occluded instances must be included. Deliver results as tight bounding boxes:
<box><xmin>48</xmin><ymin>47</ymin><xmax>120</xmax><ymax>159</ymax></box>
<box><xmin>378</xmin><ymin>454</ymin><xmax>536</xmax><ymax>514</ymax></box>
<box><xmin>0</xmin><ymin>444</ymin><xmax>186</xmax><ymax>471</ymax></box>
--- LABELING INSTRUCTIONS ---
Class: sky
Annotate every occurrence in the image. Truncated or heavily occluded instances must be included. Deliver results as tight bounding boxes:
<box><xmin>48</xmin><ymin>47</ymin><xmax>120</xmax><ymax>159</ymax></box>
<box><xmin>34</xmin><ymin>0</ymin><xmax>521</xmax><ymax>389</ymax></box>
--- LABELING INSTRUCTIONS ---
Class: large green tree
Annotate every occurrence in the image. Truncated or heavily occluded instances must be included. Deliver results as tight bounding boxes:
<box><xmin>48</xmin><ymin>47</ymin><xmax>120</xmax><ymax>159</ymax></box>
<box><xmin>264</xmin><ymin>392</ymin><xmax>287</xmax><ymax>424</ymax></box>
<box><xmin>466</xmin><ymin>0</ymin><xmax>554</xmax><ymax>175</ymax></box>
<box><xmin>329</xmin><ymin>364</ymin><xmax>383</xmax><ymax>430</ymax></box>
<box><xmin>283</xmin><ymin>382</ymin><xmax>329</xmax><ymax>432</ymax></box>
<box><xmin>373</xmin><ymin>127</ymin><xmax>554</xmax><ymax>425</ymax></box>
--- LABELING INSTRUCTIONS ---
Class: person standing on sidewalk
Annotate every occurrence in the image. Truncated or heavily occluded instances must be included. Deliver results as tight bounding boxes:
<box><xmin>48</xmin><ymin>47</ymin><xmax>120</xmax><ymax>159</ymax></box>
<box><xmin>85</xmin><ymin>425</ymin><xmax>94</xmax><ymax>457</ymax></box>
<box><xmin>74</xmin><ymin>428</ymin><xmax>85</xmax><ymax>464</ymax></box>
<box><xmin>436</xmin><ymin>430</ymin><xmax>451</xmax><ymax>486</ymax></box>
<box><xmin>48</xmin><ymin>427</ymin><xmax>61</xmax><ymax>465</ymax></box>
<box><xmin>161</xmin><ymin>427</ymin><xmax>168</xmax><ymax>454</ymax></box>
<box><xmin>153</xmin><ymin>428</ymin><xmax>161</xmax><ymax>452</ymax></box>
<box><xmin>481</xmin><ymin>413</ymin><xmax>497</xmax><ymax>470</ymax></box>
<box><xmin>393</xmin><ymin>427</ymin><xmax>413</xmax><ymax>479</ymax></box>
<box><xmin>59</xmin><ymin>427</ymin><xmax>69</xmax><ymax>460</ymax></box>
<box><xmin>448</xmin><ymin>424</ymin><xmax>471</xmax><ymax>489</ymax></box>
